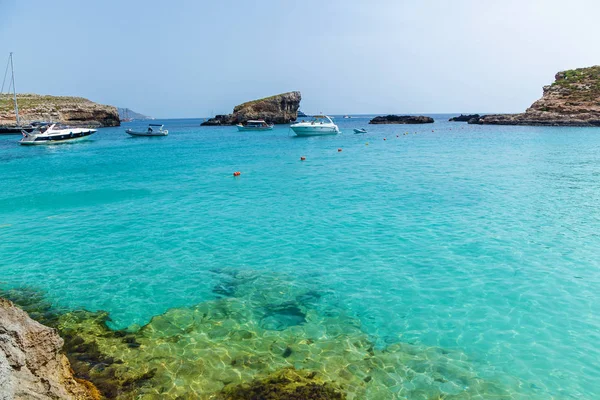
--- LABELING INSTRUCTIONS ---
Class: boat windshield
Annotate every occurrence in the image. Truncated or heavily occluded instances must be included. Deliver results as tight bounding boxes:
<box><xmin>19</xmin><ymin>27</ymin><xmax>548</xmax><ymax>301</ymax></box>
<box><xmin>309</xmin><ymin>115</ymin><xmax>332</xmax><ymax>124</ymax></box>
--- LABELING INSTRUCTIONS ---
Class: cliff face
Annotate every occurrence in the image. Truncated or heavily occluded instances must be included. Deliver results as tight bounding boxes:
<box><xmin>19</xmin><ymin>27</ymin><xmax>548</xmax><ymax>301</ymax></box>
<box><xmin>473</xmin><ymin>66</ymin><xmax>600</xmax><ymax>126</ymax></box>
<box><xmin>0</xmin><ymin>94</ymin><xmax>120</xmax><ymax>127</ymax></box>
<box><xmin>201</xmin><ymin>91</ymin><xmax>301</xmax><ymax>125</ymax></box>
<box><xmin>0</xmin><ymin>298</ymin><xmax>99</xmax><ymax>400</ymax></box>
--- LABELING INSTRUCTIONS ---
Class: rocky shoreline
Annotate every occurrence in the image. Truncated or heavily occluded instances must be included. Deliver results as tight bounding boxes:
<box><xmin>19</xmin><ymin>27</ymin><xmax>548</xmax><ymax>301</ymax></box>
<box><xmin>0</xmin><ymin>298</ymin><xmax>99</xmax><ymax>400</ymax></box>
<box><xmin>468</xmin><ymin>66</ymin><xmax>600</xmax><ymax>126</ymax></box>
<box><xmin>369</xmin><ymin>115</ymin><xmax>434</xmax><ymax>124</ymax></box>
<box><xmin>0</xmin><ymin>94</ymin><xmax>120</xmax><ymax>128</ymax></box>
<box><xmin>201</xmin><ymin>91</ymin><xmax>301</xmax><ymax>126</ymax></box>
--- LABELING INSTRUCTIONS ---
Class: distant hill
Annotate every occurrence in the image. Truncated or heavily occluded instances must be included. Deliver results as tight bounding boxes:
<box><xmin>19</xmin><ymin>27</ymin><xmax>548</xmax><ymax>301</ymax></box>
<box><xmin>118</xmin><ymin>107</ymin><xmax>152</xmax><ymax>120</ymax></box>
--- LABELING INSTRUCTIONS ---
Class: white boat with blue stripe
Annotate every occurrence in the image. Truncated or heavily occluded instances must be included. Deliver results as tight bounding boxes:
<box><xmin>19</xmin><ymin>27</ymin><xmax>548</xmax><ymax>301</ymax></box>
<box><xmin>126</xmin><ymin>124</ymin><xmax>168</xmax><ymax>136</ymax></box>
<box><xmin>290</xmin><ymin>115</ymin><xmax>339</xmax><ymax>136</ymax></box>
<box><xmin>20</xmin><ymin>123</ymin><xmax>96</xmax><ymax>145</ymax></box>
<box><xmin>236</xmin><ymin>120</ymin><xmax>274</xmax><ymax>131</ymax></box>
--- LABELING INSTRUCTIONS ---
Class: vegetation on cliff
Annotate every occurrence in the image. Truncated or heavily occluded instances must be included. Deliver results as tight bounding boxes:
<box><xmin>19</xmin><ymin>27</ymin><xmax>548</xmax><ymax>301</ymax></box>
<box><xmin>0</xmin><ymin>93</ymin><xmax>120</xmax><ymax>127</ymax></box>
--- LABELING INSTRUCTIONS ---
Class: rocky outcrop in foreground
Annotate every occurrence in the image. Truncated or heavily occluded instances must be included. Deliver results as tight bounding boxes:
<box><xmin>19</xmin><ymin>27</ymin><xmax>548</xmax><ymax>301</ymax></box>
<box><xmin>201</xmin><ymin>91</ymin><xmax>301</xmax><ymax>125</ymax></box>
<box><xmin>369</xmin><ymin>115</ymin><xmax>434</xmax><ymax>124</ymax></box>
<box><xmin>0</xmin><ymin>298</ymin><xmax>99</xmax><ymax>400</ymax></box>
<box><xmin>471</xmin><ymin>66</ymin><xmax>600</xmax><ymax>126</ymax></box>
<box><xmin>0</xmin><ymin>94</ymin><xmax>120</xmax><ymax>127</ymax></box>
<box><xmin>449</xmin><ymin>114</ymin><xmax>480</xmax><ymax>122</ymax></box>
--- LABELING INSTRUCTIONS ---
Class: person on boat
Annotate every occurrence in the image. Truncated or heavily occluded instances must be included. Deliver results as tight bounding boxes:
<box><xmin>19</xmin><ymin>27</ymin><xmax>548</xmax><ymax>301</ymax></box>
<box><xmin>148</xmin><ymin>126</ymin><xmax>153</xmax><ymax>133</ymax></box>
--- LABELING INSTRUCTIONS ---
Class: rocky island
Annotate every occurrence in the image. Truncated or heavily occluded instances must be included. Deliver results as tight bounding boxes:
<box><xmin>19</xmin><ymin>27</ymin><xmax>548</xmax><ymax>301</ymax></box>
<box><xmin>471</xmin><ymin>66</ymin><xmax>600</xmax><ymax>126</ymax></box>
<box><xmin>0</xmin><ymin>94</ymin><xmax>120</xmax><ymax>127</ymax></box>
<box><xmin>449</xmin><ymin>114</ymin><xmax>480</xmax><ymax>122</ymax></box>
<box><xmin>0</xmin><ymin>298</ymin><xmax>99</xmax><ymax>400</ymax></box>
<box><xmin>369</xmin><ymin>115</ymin><xmax>434</xmax><ymax>124</ymax></box>
<box><xmin>201</xmin><ymin>91</ymin><xmax>301</xmax><ymax>126</ymax></box>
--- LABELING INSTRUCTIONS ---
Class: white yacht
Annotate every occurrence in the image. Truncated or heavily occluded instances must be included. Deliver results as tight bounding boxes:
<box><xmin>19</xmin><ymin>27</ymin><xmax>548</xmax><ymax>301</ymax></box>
<box><xmin>236</xmin><ymin>120</ymin><xmax>274</xmax><ymax>131</ymax></box>
<box><xmin>290</xmin><ymin>115</ymin><xmax>339</xmax><ymax>136</ymax></box>
<box><xmin>20</xmin><ymin>123</ymin><xmax>96</xmax><ymax>145</ymax></box>
<box><xmin>126</xmin><ymin>124</ymin><xmax>168</xmax><ymax>136</ymax></box>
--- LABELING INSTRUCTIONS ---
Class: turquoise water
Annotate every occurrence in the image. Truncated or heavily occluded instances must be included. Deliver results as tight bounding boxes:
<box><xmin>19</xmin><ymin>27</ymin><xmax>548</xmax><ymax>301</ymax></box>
<box><xmin>1</xmin><ymin>116</ymin><xmax>599</xmax><ymax>398</ymax></box>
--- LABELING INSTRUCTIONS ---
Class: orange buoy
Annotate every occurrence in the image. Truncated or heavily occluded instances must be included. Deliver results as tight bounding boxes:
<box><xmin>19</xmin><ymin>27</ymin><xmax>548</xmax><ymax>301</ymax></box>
<box><xmin>233</xmin><ymin>171</ymin><xmax>241</xmax><ymax>177</ymax></box>
<box><xmin>338</xmin><ymin>148</ymin><xmax>342</xmax><ymax>152</ymax></box>
<box><xmin>300</xmin><ymin>156</ymin><xmax>306</xmax><ymax>161</ymax></box>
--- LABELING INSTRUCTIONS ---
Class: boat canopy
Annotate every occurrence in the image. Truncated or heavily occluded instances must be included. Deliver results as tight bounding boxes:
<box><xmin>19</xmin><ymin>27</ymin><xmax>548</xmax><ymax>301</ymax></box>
<box><xmin>246</xmin><ymin>120</ymin><xmax>266</xmax><ymax>123</ymax></box>
<box><xmin>149</xmin><ymin>124</ymin><xmax>164</xmax><ymax>127</ymax></box>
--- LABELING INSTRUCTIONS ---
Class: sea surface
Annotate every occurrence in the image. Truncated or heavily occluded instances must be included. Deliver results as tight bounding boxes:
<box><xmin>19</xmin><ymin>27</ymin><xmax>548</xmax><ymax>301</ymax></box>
<box><xmin>1</xmin><ymin>115</ymin><xmax>599</xmax><ymax>398</ymax></box>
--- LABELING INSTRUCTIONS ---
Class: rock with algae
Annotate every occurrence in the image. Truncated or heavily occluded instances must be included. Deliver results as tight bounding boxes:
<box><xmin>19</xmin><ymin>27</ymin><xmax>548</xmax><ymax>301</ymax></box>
<box><xmin>2</xmin><ymin>275</ymin><xmax>532</xmax><ymax>400</ymax></box>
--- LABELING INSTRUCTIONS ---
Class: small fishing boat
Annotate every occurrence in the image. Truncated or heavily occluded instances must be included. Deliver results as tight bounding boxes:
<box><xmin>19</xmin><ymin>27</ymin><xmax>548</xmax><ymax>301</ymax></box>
<box><xmin>236</xmin><ymin>120</ymin><xmax>274</xmax><ymax>131</ymax></box>
<box><xmin>353</xmin><ymin>128</ymin><xmax>367</xmax><ymax>134</ymax></box>
<box><xmin>126</xmin><ymin>124</ymin><xmax>168</xmax><ymax>136</ymax></box>
<box><xmin>20</xmin><ymin>123</ymin><xmax>96</xmax><ymax>145</ymax></box>
<box><xmin>290</xmin><ymin>115</ymin><xmax>339</xmax><ymax>136</ymax></box>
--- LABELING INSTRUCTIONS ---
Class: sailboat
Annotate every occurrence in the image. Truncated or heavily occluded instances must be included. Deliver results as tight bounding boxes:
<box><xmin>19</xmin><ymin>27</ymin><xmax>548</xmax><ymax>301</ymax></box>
<box><xmin>0</xmin><ymin>53</ymin><xmax>38</xmax><ymax>135</ymax></box>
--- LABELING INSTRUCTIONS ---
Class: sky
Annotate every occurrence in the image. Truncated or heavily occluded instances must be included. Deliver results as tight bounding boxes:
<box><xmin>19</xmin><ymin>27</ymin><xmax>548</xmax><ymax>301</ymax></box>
<box><xmin>1</xmin><ymin>0</ymin><xmax>599</xmax><ymax>118</ymax></box>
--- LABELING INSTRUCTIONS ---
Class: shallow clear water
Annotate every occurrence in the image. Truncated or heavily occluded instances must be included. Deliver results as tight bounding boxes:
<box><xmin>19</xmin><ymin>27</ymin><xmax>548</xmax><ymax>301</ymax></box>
<box><xmin>1</xmin><ymin>116</ymin><xmax>599</xmax><ymax>398</ymax></box>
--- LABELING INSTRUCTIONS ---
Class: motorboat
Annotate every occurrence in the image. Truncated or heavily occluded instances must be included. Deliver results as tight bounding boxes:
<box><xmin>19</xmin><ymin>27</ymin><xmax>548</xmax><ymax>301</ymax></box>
<box><xmin>353</xmin><ymin>128</ymin><xmax>367</xmax><ymax>134</ymax></box>
<box><xmin>20</xmin><ymin>123</ymin><xmax>96</xmax><ymax>145</ymax></box>
<box><xmin>343</xmin><ymin>115</ymin><xmax>351</xmax><ymax>119</ymax></box>
<box><xmin>126</xmin><ymin>124</ymin><xmax>168</xmax><ymax>136</ymax></box>
<box><xmin>290</xmin><ymin>115</ymin><xmax>339</xmax><ymax>136</ymax></box>
<box><xmin>236</xmin><ymin>120</ymin><xmax>274</xmax><ymax>131</ymax></box>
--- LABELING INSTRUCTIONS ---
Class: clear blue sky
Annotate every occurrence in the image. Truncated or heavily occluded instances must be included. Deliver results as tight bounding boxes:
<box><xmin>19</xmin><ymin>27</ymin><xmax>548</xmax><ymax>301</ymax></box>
<box><xmin>2</xmin><ymin>0</ymin><xmax>599</xmax><ymax>118</ymax></box>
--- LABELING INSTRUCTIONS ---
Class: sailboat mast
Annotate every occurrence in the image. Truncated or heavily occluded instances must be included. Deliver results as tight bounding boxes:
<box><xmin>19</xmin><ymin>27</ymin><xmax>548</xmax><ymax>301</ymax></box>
<box><xmin>9</xmin><ymin>53</ymin><xmax>20</xmax><ymax>126</ymax></box>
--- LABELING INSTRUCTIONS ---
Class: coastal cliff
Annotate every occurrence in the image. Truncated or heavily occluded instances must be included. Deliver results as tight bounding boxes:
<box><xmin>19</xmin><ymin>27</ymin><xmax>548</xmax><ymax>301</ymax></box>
<box><xmin>0</xmin><ymin>94</ymin><xmax>120</xmax><ymax>127</ymax></box>
<box><xmin>201</xmin><ymin>91</ymin><xmax>301</xmax><ymax>125</ymax></box>
<box><xmin>369</xmin><ymin>115</ymin><xmax>434</xmax><ymax>124</ymax></box>
<box><xmin>472</xmin><ymin>66</ymin><xmax>600</xmax><ymax>126</ymax></box>
<box><xmin>0</xmin><ymin>298</ymin><xmax>99</xmax><ymax>400</ymax></box>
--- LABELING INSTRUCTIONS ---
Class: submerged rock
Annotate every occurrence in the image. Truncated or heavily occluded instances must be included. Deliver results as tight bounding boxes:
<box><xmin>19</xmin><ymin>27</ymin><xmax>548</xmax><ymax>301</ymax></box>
<box><xmin>201</xmin><ymin>91</ymin><xmax>301</xmax><ymax>125</ymax></box>
<box><xmin>218</xmin><ymin>368</ymin><xmax>345</xmax><ymax>400</ymax></box>
<box><xmin>369</xmin><ymin>115</ymin><xmax>434</xmax><ymax>124</ymax></box>
<box><xmin>473</xmin><ymin>66</ymin><xmax>600</xmax><ymax>126</ymax></box>
<box><xmin>0</xmin><ymin>297</ymin><xmax>99</xmax><ymax>400</ymax></box>
<box><xmin>0</xmin><ymin>93</ymin><xmax>120</xmax><ymax>128</ymax></box>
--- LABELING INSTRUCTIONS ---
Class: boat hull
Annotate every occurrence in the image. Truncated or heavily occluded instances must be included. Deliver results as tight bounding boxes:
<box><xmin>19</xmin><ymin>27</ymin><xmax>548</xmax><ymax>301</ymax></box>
<box><xmin>236</xmin><ymin>126</ymin><xmax>273</xmax><ymax>131</ymax></box>
<box><xmin>291</xmin><ymin>125</ymin><xmax>339</xmax><ymax>136</ymax></box>
<box><xmin>20</xmin><ymin>129</ymin><xmax>96</xmax><ymax>145</ymax></box>
<box><xmin>126</xmin><ymin>129</ymin><xmax>168</xmax><ymax>136</ymax></box>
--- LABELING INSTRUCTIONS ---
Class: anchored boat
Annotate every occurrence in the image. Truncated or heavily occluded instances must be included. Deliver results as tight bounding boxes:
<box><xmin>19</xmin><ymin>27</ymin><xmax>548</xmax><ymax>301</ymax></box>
<box><xmin>20</xmin><ymin>123</ymin><xmax>96</xmax><ymax>145</ymax></box>
<box><xmin>236</xmin><ymin>120</ymin><xmax>274</xmax><ymax>131</ymax></box>
<box><xmin>126</xmin><ymin>124</ymin><xmax>168</xmax><ymax>136</ymax></box>
<box><xmin>290</xmin><ymin>115</ymin><xmax>339</xmax><ymax>136</ymax></box>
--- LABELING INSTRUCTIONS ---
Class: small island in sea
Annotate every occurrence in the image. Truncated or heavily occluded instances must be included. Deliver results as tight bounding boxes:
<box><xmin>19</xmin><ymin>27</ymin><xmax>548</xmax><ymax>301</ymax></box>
<box><xmin>470</xmin><ymin>66</ymin><xmax>600</xmax><ymax>126</ymax></box>
<box><xmin>201</xmin><ymin>91</ymin><xmax>301</xmax><ymax>126</ymax></box>
<box><xmin>0</xmin><ymin>93</ymin><xmax>120</xmax><ymax>128</ymax></box>
<box><xmin>369</xmin><ymin>115</ymin><xmax>434</xmax><ymax>124</ymax></box>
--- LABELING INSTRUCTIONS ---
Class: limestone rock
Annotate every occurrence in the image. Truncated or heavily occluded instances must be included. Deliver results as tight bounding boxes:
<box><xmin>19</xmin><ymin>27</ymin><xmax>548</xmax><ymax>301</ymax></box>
<box><xmin>472</xmin><ymin>66</ymin><xmax>600</xmax><ymax>126</ymax></box>
<box><xmin>0</xmin><ymin>94</ymin><xmax>120</xmax><ymax>128</ymax></box>
<box><xmin>369</xmin><ymin>115</ymin><xmax>434</xmax><ymax>124</ymax></box>
<box><xmin>201</xmin><ymin>91</ymin><xmax>301</xmax><ymax>125</ymax></box>
<box><xmin>449</xmin><ymin>114</ymin><xmax>480</xmax><ymax>122</ymax></box>
<box><xmin>0</xmin><ymin>298</ymin><xmax>99</xmax><ymax>400</ymax></box>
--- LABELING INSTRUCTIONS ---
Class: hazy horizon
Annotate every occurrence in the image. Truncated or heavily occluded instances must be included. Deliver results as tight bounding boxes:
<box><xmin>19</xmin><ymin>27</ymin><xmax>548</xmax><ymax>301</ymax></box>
<box><xmin>2</xmin><ymin>0</ymin><xmax>599</xmax><ymax>118</ymax></box>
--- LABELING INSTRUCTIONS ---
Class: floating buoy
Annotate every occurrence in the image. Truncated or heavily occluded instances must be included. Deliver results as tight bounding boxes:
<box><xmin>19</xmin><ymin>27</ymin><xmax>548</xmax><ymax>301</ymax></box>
<box><xmin>233</xmin><ymin>171</ymin><xmax>241</xmax><ymax>177</ymax></box>
<box><xmin>396</xmin><ymin>135</ymin><xmax>399</xmax><ymax>137</ymax></box>
<box><xmin>383</xmin><ymin>138</ymin><xmax>386</xmax><ymax>141</ymax></box>
<box><xmin>366</xmin><ymin>142</ymin><xmax>369</xmax><ymax>146</ymax></box>
<box><xmin>300</xmin><ymin>156</ymin><xmax>306</xmax><ymax>161</ymax></box>
<box><xmin>338</xmin><ymin>148</ymin><xmax>342</xmax><ymax>152</ymax></box>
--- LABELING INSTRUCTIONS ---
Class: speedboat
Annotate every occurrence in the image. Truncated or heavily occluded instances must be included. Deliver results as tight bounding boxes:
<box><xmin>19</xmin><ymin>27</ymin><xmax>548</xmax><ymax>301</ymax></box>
<box><xmin>20</xmin><ymin>123</ymin><xmax>96</xmax><ymax>145</ymax></box>
<box><xmin>126</xmin><ymin>124</ymin><xmax>168</xmax><ymax>136</ymax></box>
<box><xmin>290</xmin><ymin>115</ymin><xmax>339</xmax><ymax>136</ymax></box>
<box><xmin>236</xmin><ymin>120</ymin><xmax>274</xmax><ymax>131</ymax></box>
<box><xmin>353</xmin><ymin>128</ymin><xmax>367</xmax><ymax>134</ymax></box>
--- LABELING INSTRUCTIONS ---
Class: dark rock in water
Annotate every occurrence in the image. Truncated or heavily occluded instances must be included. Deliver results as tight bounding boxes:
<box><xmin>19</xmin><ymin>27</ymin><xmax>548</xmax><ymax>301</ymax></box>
<box><xmin>473</xmin><ymin>66</ymin><xmax>600</xmax><ymax>126</ymax></box>
<box><xmin>0</xmin><ymin>297</ymin><xmax>100</xmax><ymax>400</ymax></box>
<box><xmin>369</xmin><ymin>115</ymin><xmax>434</xmax><ymax>124</ymax></box>
<box><xmin>449</xmin><ymin>114</ymin><xmax>480</xmax><ymax>122</ymax></box>
<box><xmin>219</xmin><ymin>368</ymin><xmax>346</xmax><ymax>400</ymax></box>
<box><xmin>201</xmin><ymin>91</ymin><xmax>301</xmax><ymax>125</ymax></box>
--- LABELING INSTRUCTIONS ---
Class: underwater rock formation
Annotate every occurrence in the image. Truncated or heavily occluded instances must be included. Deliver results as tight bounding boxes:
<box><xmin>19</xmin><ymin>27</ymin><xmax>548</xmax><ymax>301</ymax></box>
<box><xmin>472</xmin><ymin>66</ymin><xmax>600</xmax><ymax>126</ymax></box>
<box><xmin>0</xmin><ymin>297</ymin><xmax>99</xmax><ymax>400</ymax></box>
<box><xmin>1</xmin><ymin>272</ymin><xmax>529</xmax><ymax>400</ymax></box>
<box><xmin>201</xmin><ymin>91</ymin><xmax>301</xmax><ymax>125</ymax></box>
<box><xmin>369</xmin><ymin>115</ymin><xmax>434</xmax><ymax>124</ymax></box>
<box><xmin>0</xmin><ymin>93</ymin><xmax>120</xmax><ymax>127</ymax></box>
